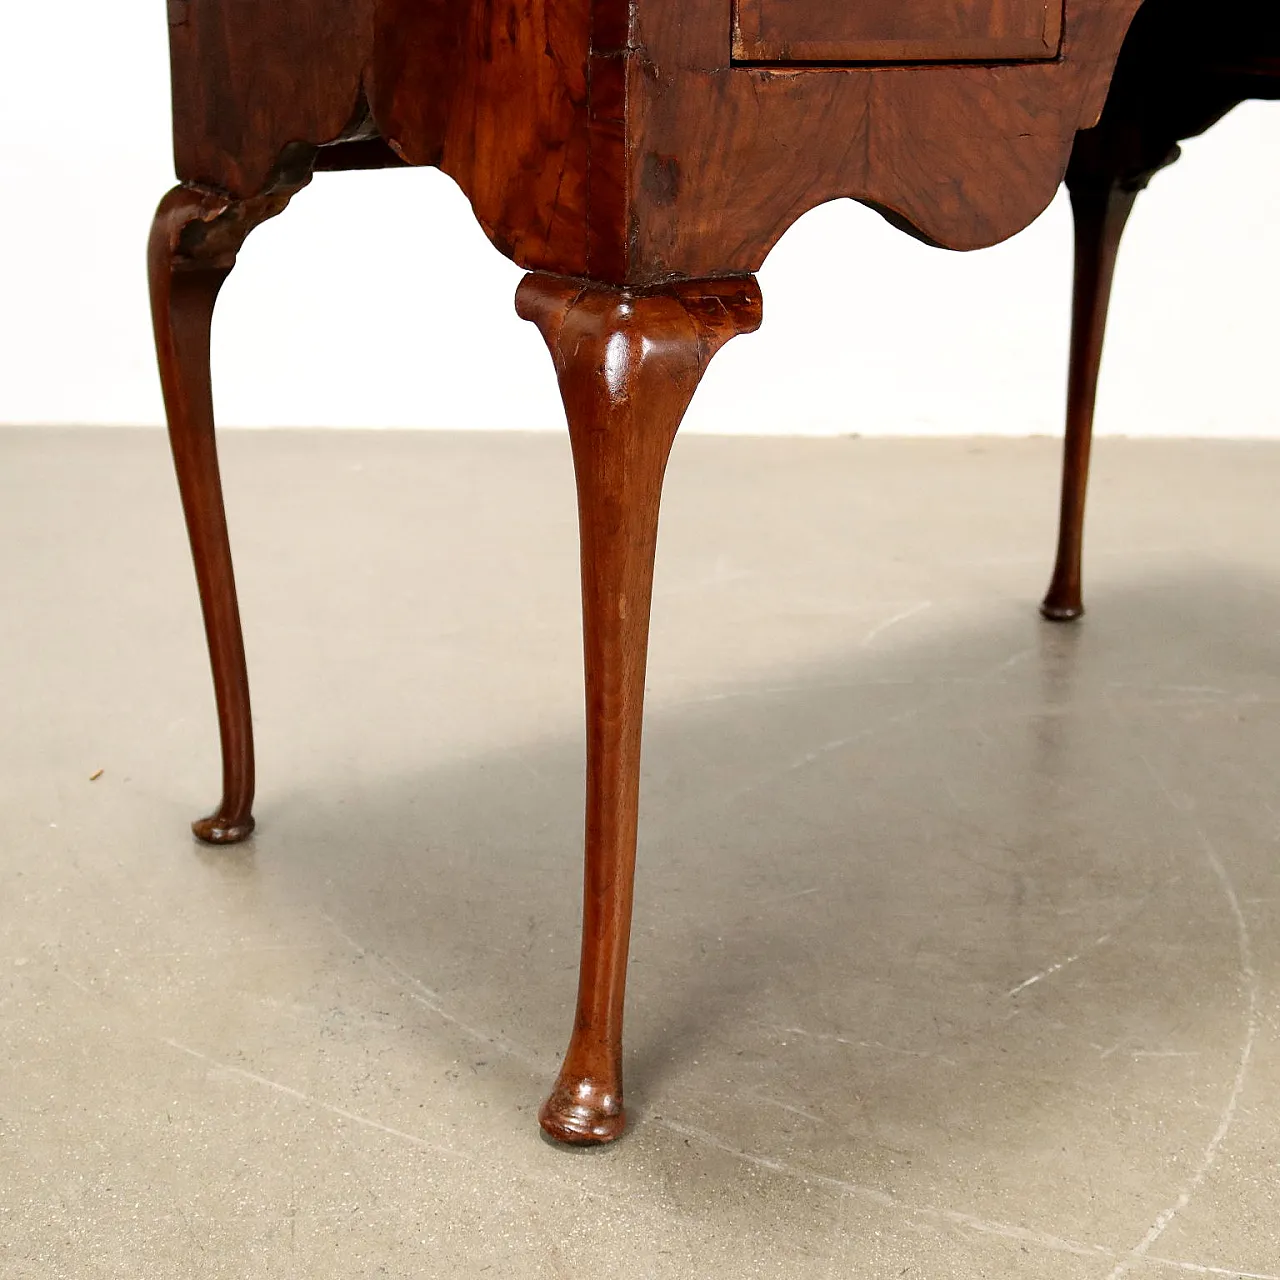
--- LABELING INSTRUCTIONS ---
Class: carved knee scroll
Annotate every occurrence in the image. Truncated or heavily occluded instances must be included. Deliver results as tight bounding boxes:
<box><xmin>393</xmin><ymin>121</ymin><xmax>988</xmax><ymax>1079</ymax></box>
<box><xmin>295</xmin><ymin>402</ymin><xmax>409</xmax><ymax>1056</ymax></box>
<box><xmin>149</xmin><ymin>173</ymin><xmax>310</xmax><ymax>843</ymax></box>
<box><xmin>517</xmin><ymin>272</ymin><xmax>763</xmax><ymax>1143</ymax></box>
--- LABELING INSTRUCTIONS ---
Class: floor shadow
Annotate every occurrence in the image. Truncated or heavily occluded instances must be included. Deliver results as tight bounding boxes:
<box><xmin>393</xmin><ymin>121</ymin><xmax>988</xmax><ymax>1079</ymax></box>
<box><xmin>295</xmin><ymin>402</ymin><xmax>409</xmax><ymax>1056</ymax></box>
<box><xmin>250</xmin><ymin>567</ymin><xmax>1280</xmax><ymax>1195</ymax></box>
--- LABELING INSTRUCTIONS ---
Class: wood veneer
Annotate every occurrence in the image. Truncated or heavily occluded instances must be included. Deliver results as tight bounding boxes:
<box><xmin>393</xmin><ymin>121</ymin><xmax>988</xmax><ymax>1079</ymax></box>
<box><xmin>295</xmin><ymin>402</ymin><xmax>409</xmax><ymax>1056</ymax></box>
<box><xmin>732</xmin><ymin>0</ymin><xmax>1064</xmax><ymax>65</ymax></box>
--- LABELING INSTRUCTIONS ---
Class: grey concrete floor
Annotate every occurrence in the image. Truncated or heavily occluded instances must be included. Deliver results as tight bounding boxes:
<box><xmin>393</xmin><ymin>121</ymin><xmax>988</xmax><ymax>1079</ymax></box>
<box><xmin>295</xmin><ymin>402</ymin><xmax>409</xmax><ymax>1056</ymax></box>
<box><xmin>2</xmin><ymin>428</ymin><xmax>1279</xmax><ymax>1279</ymax></box>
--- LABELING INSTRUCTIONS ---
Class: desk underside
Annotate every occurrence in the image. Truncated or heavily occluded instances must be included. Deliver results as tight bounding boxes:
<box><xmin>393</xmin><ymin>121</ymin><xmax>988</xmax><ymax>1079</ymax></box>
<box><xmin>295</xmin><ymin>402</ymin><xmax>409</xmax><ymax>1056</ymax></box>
<box><xmin>168</xmin><ymin>0</ymin><xmax>1259</xmax><ymax>284</ymax></box>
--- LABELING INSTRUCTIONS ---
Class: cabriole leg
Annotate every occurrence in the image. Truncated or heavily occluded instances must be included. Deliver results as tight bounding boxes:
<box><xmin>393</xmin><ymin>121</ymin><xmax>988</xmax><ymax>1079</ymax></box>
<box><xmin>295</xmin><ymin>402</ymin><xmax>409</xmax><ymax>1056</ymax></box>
<box><xmin>148</xmin><ymin>178</ymin><xmax>308</xmax><ymax>843</ymax></box>
<box><xmin>1041</xmin><ymin>169</ymin><xmax>1140</xmax><ymax>622</ymax></box>
<box><xmin>517</xmin><ymin>272</ymin><xmax>763</xmax><ymax>1143</ymax></box>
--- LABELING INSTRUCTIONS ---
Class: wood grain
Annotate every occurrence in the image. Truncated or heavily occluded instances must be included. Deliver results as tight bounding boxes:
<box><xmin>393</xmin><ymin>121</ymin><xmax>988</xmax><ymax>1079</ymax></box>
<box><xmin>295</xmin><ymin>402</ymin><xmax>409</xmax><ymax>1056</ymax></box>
<box><xmin>165</xmin><ymin>0</ymin><xmax>1147</xmax><ymax>282</ymax></box>
<box><xmin>367</xmin><ymin>0</ymin><xmax>591</xmax><ymax>273</ymax></box>
<box><xmin>516</xmin><ymin>271</ymin><xmax>763</xmax><ymax>1142</ymax></box>
<box><xmin>148</xmin><ymin>176</ymin><xmax>312</xmax><ymax>843</ymax></box>
<box><xmin>167</xmin><ymin>0</ymin><xmax>372</xmax><ymax>197</ymax></box>
<box><xmin>733</xmin><ymin>0</ymin><xmax>1063</xmax><ymax>64</ymax></box>
<box><xmin>625</xmin><ymin>0</ymin><xmax>1145</xmax><ymax>280</ymax></box>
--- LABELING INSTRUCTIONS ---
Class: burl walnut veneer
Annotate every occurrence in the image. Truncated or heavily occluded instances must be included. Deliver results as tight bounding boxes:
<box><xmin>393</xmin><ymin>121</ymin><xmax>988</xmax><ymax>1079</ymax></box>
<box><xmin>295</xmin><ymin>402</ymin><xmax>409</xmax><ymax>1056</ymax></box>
<box><xmin>152</xmin><ymin>0</ymin><xmax>1278</xmax><ymax>1143</ymax></box>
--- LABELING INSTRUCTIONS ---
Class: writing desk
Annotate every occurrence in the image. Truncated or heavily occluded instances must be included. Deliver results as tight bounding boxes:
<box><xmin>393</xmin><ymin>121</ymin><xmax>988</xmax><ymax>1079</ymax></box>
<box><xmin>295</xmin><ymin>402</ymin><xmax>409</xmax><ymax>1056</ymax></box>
<box><xmin>151</xmin><ymin>0</ymin><xmax>1278</xmax><ymax>1143</ymax></box>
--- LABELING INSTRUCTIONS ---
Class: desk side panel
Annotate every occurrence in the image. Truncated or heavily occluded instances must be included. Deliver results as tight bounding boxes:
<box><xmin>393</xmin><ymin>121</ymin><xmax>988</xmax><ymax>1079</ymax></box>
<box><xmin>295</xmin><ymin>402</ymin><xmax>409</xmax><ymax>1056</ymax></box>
<box><xmin>367</xmin><ymin>0</ymin><xmax>592</xmax><ymax>275</ymax></box>
<box><xmin>624</xmin><ymin>0</ymin><xmax>1145</xmax><ymax>280</ymax></box>
<box><xmin>166</xmin><ymin>0</ymin><xmax>591</xmax><ymax>275</ymax></box>
<box><xmin>168</xmin><ymin>0</ymin><xmax>373</xmax><ymax>196</ymax></box>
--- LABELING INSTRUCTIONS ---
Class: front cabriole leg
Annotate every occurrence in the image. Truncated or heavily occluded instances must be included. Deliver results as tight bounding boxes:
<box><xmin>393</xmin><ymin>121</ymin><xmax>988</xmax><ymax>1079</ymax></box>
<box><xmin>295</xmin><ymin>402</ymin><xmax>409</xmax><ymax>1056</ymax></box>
<box><xmin>517</xmin><ymin>273</ymin><xmax>763</xmax><ymax>1143</ymax></box>
<box><xmin>148</xmin><ymin>160</ymin><xmax>312</xmax><ymax>843</ymax></box>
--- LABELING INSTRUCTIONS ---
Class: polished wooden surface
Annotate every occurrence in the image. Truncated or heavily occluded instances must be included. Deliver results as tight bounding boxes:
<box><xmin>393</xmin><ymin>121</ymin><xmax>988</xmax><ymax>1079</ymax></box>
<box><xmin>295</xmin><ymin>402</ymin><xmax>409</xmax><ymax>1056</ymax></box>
<box><xmin>1041</xmin><ymin>170</ymin><xmax>1140</xmax><ymax>622</ymax></box>
<box><xmin>149</xmin><ymin>180</ymin><xmax>310</xmax><ymax>844</ymax></box>
<box><xmin>517</xmin><ymin>274</ymin><xmax>763</xmax><ymax>1141</ymax></box>
<box><xmin>164</xmin><ymin>0</ymin><xmax>1148</xmax><ymax>282</ymax></box>
<box><xmin>154</xmin><ymin>0</ymin><xmax>1276</xmax><ymax>1143</ymax></box>
<box><xmin>733</xmin><ymin>0</ymin><xmax>1063</xmax><ymax>64</ymax></box>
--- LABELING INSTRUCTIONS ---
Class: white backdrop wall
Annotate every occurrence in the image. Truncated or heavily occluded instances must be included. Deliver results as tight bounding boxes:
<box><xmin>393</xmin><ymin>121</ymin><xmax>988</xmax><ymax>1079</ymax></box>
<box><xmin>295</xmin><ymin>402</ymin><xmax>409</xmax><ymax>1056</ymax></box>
<box><xmin>1</xmin><ymin>3</ymin><xmax>1277</xmax><ymax>436</ymax></box>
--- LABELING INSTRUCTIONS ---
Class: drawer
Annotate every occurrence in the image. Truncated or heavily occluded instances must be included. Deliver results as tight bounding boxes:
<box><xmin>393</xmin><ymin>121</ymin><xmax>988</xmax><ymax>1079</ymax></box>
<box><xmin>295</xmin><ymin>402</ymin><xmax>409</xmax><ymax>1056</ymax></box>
<box><xmin>733</xmin><ymin>0</ymin><xmax>1064</xmax><ymax>63</ymax></box>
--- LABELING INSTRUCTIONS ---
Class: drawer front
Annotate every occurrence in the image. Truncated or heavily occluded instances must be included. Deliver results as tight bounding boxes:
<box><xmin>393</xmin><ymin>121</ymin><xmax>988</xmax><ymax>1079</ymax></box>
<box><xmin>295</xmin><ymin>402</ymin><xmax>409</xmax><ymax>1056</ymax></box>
<box><xmin>733</xmin><ymin>0</ymin><xmax>1064</xmax><ymax>62</ymax></box>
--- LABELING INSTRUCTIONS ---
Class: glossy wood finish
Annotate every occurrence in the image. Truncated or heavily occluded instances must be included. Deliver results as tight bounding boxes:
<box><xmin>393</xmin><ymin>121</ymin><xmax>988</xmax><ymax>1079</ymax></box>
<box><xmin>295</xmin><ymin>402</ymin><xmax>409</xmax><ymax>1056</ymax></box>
<box><xmin>1041</xmin><ymin>168</ymin><xmax>1141</xmax><ymax>621</ymax></box>
<box><xmin>148</xmin><ymin>167</ymin><xmax>313</xmax><ymax>843</ymax></box>
<box><xmin>164</xmin><ymin>0</ymin><xmax>1149</xmax><ymax>284</ymax></box>
<box><xmin>733</xmin><ymin>0</ymin><xmax>1063</xmax><ymax>64</ymax></box>
<box><xmin>167</xmin><ymin>0</ymin><xmax>367</xmax><ymax>199</ymax></box>
<box><xmin>517</xmin><ymin>273</ymin><xmax>763</xmax><ymax>1142</ymax></box>
<box><xmin>166</xmin><ymin>0</ymin><xmax>591</xmax><ymax>274</ymax></box>
<box><xmin>592</xmin><ymin>0</ymin><xmax>1143</xmax><ymax>281</ymax></box>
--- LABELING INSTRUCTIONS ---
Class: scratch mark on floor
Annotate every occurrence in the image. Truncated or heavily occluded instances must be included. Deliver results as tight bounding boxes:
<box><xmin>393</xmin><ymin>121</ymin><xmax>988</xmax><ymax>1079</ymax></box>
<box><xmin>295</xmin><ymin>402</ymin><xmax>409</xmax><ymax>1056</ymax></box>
<box><xmin>1098</xmin><ymin>1040</ymin><xmax>1199</xmax><ymax>1062</ymax></box>
<box><xmin>751</xmin><ymin>1093</ymin><xmax>824</xmax><ymax>1123</ymax></box>
<box><xmin>657</xmin><ymin>557</ymin><xmax>754</xmax><ymax>598</ymax></box>
<box><xmin>1104</xmin><ymin>753</ymin><xmax>1262</xmax><ymax>1280</ymax></box>
<box><xmin>649</xmin><ymin>1115</ymin><xmax>1109</xmax><ymax>1261</ymax></box>
<box><xmin>648</xmin><ymin>1117</ymin><xmax>1278</xmax><ymax>1279</ymax></box>
<box><xmin>767</xmin><ymin>885</ymin><xmax>822</xmax><ymax>903</ymax></box>
<box><xmin>760</xmin><ymin>1022</ymin><xmax>957</xmax><ymax>1067</ymax></box>
<box><xmin>1006</xmin><ymin>934</ymin><xmax>1111</xmax><ymax>997</ymax></box>
<box><xmin>779</xmin><ymin>642</ymin><xmax>1032</xmax><ymax>776</ymax></box>
<box><xmin>1008</xmin><ymin>880</ymin><xmax>1167</xmax><ymax>1005</ymax></box>
<box><xmin>674</xmin><ymin>1083</ymin><xmax>825</xmax><ymax>1123</ymax></box>
<box><xmin>1145</xmin><ymin>1263</ymin><xmax>1280</xmax><ymax>1279</ymax></box>
<box><xmin>133</xmin><ymin>943</ymin><xmax>326</xmax><ymax>960</ymax></box>
<box><xmin>705</xmin><ymin>645</ymin><xmax>1033</xmax><ymax>810</ymax></box>
<box><xmin>861</xmin><ymin>601</ymin><xmax>933</xmax><ymax>648</ymax></box>
<box><xmin>162</xmin><ymin>1037</ymin><xmax>462</xmax><ymax>1158</ymax></box>
<box><xmin>161</xmin><ymin>1037</ymin><xmax>610</xmax><ymax>1205</ymax></box>
<box><xmin>676</xmin><ymin>670</ymin><xmax>1036</xmax><ymax>710</ymax></box>
<box><xmin>322</xmin><ymin>916</ymin><xmax>546</xmax><ymax>1070</ymax></box>
<box><xmin>1097</xmin><ymin>1036</ymin><xmax>1134</xmax><ymax>1060</ymax></box>
<box><xmin>1105</xmin><ymin>683</ymin><xmax>1233</xmax><ymax>697</ymax></box>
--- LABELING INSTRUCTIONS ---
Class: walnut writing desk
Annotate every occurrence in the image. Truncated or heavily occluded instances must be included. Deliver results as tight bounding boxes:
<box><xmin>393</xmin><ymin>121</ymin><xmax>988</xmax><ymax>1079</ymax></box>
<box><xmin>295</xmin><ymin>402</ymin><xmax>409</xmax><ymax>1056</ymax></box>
<box><xmin>152</xmin><ymin>0</ymin><xmax>1278</xmax><ymax>1143</ymax></box>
